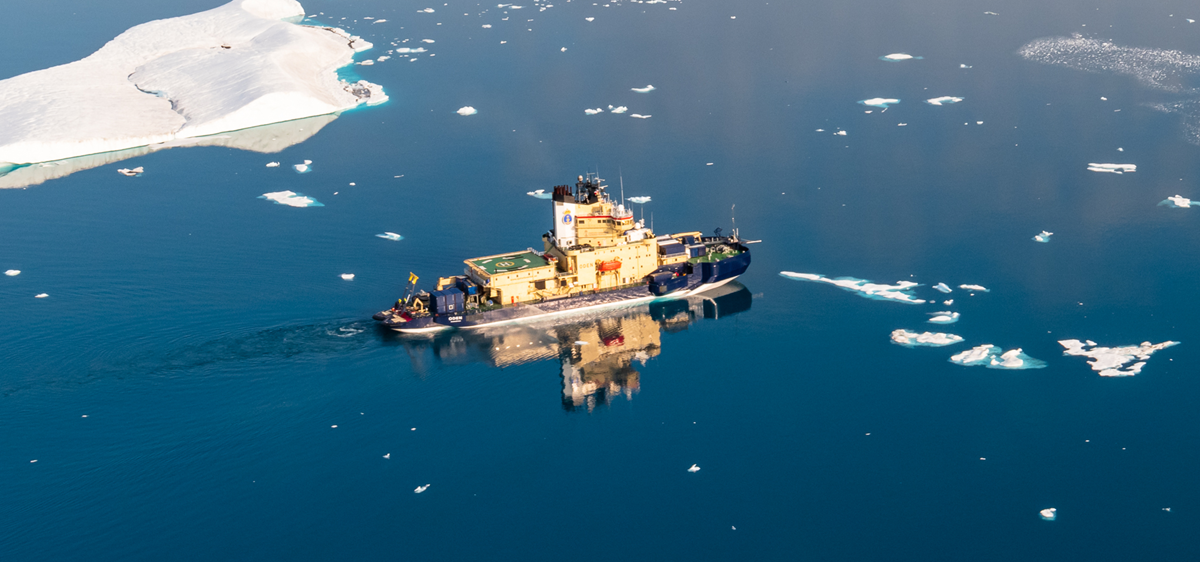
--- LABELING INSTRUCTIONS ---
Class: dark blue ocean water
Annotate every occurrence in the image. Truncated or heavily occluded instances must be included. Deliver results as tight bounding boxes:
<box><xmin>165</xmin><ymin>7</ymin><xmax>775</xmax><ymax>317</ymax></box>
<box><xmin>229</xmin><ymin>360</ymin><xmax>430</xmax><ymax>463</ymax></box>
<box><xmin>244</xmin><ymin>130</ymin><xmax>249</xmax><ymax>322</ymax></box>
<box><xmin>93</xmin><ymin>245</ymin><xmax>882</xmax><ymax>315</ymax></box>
<box><xmin>4</xmin><ymin>0</ymin><xmax>1200</xmax><ymax>559</ymax></box>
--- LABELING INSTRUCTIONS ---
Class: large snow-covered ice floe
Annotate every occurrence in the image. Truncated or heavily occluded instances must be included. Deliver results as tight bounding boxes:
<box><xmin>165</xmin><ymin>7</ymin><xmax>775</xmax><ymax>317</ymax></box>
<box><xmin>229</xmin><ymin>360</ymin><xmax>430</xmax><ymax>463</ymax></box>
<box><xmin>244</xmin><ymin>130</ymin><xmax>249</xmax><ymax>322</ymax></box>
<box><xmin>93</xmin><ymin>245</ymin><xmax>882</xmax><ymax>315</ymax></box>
<box><xmin>259</xmin><ymin>190</ymin><xmax>323</xmax><ymax>207</ymax></box>
<box><xmin>780</xmin><ymin>272</ymin><xmax>926</xmax><ymax>304</ymax></box>
<box><xmin>0</xmin><ymin>0</ymin><xmax>385</xmax><ymax>175</ymax></box>
<box><xmin>1058</xmin><ymin>339</ymin><xmax>1180</xmax><ymax>377</ymax></box>
<box><xmin>950</xmin><ymin>344</ymin><xmax>1046</xmax><ymax>370</ymax></box>
<box><xmin>1087</xmin><ymin>163</ymin><xmax>1136</xmax><ymax>174</ymax></box>
<box><xmin>859</xmin><ymin>98</ymin><xmax>900</xmax><ymax>108</ymax></box>
<box><xmin>890</xmin><ymin>329</ymin><xmax>964</xmax><ymax>347</ymax></box>
<box><xmin>926</xmin><ymin>96</ymin><xmax>964</xmax><ymax>106</ymax></box>
<box><xmin>1160</xmin><ymin>195</ymin><xmax>1193</xmax><ymax>208</ymax></box>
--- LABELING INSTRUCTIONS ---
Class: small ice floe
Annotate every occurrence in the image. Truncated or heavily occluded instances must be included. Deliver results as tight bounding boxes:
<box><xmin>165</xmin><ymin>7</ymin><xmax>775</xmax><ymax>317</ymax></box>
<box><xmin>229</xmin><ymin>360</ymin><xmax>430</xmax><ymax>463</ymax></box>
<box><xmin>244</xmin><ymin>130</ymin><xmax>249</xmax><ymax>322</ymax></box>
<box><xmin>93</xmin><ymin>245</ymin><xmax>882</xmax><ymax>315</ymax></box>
<box><xmin>373</xmin><ymin>19</ymin><xmax>387</xmax><ymax>24</ymax></box>
<box><xmin>340</xmin><ymin>273</ymin><xmax>355</xmax><ymax>281</ymax></box>
<box><xmin>926</xmin><ymin>96</ymin><xmax>964</xmax><ymax>106</ymax></box>
<box><xmin>859</xmin><ymin>98</ymin><xmax>900</xmax><ymax>108</ymax></box>
<box><xmin>560</xmin><ymin>47</ymin><xmax>567</xmax><ymax>52</ymax></box>
<box><xmin>897</xmin><ymin>123</ymin><xmax>907</xmax><ymax>126</ymax></box>
<box><xmin>959</xmin><ymin>284</ymin><xmax>989</xmax><ymax>292</ymax></box>
<box><xmin>259</xmin><ymin>191</ymin><xmax>324</xmax><ymax>207</ymax></box>
<box><xmin>1159</xmin><ymin>195</ymin><xmax>1192</xmax><ymax>208</ymax></box>
<box><xmin>687</xmin><ymin>464</ymin><xmax>701</xmax><ymax>473</ymax></box>
<box><xmin>116</xmin><ymin>166</ymin><xmax>144</xmax><ymax>177</ymax></box>
<box><xmin>890</xmin><ymin>329</ymin><xmax>964</xmax><ymax>347</ymax></box>
<box><xmin>35</xmin><ymin>293</ymin><xmax>48</xmax><ymax>298</ymax></box>
<box><xmin>584</xmin><ymin>108</ymin><xmax>604</xmax><ymax>115</ymax></box>
<box><xmin>482</xmin><ymin>24</ymin><xmax>492</xmax><ymax>28</ymax></box>
<box><xmin>266</xmin><ymin>162</ymin><xmax>280</xmax><ymax>167</ymax></box>
<box><xmin>960</xmin><ymin>64</ymin><xmax>973</xmax><ymax>68</ymax></box>
<box><xmin>984</xmin><ymin>11</ymin><xmax>998</xmax><ymax>15</ymax></box>
<box><xmin>1033</xmin><ymin>231</ymin><xmax>1053</xmax><ymax>243</ymax></box>
<box><xmin>627</xmin><ymin>196</ymin><xmax>652</xmax><ymax>204</ymax></box>
<box><xmin>1189</xmin><ymin>19</ymin><xmax>1196</xmax><ymax>23</ymax></box>
<box><xmin>927</xmin><ymin>311</ymin><xmax>960</xmax><ymax>324</ymax></box>
<box><xmin>608</xmin><ymin>105</ymin><xmax>628</xmax><ymax>114</ymax></box>
<box><xmin>880</xmin><ymin>53</ymin><xmax>922</xmax><ymax>62</ymax></box>
<box><xmin>293</xmin><ymin>160</ymin><xmax>313</xmax><ymax>173</ymax></box>
<box><xmin>1059</xmin><ymin>339</ymin><xmax>1180</xmax><ymax>377</ymax></box>
<box><xmin>419</xmin><ymin>8</ymin><xmax>435</xmax><ymax>13</ymax></box>
<box><xmin>526</xmin><ymin>189</ymin><xmax>553</xmax><ymax>199</ymax></box>
<box><xmin>585</xmin><ymin>17</ymin><xmax>595</xmax><ymax>22</ymax></box>
<box><xmin>357</xmin><ymin>60</ymin><xmax>375</xmax><ymax>66</ymax></box>
<box><xmin>377</xmin><ymin>56</ymin><xmax>390</xmax><ymax>62</ymax></box>
<box><xmin>834</xmin><ymin>130</ymin><xmax>847</xmax><ymax>136</ymax></box>
<box><xmin>456</xmin><ymin>106</ymin><xmax>478</xmax><ymax>116</ymax></box>
<box><xmin>933</xmin><ymin>283</ymin><xmax>952</xmax><ymax>294</ymax></box>
<box><xmin>1040</xmin><ymin>508</ymin><xmax>1057</xmax><ymax>521</ymax></box>
<box><xmin>950</xmin><ymin>344</ymin><xmax>1046</xmax><ymax>369</ymax></box>
<box><xmin>5</xmin><ymin>270</ymin><xmax>19</xmax><ymax>276</ymax></box>
<box><xmin>629</xmin><ymin>114</ymin><xmax>652</xmax><ymax>119</ymax></box>
<box><xmin>422</xmin><ymin>39</ymin><xmax>435</xmax><ymax>43</ymax></box>
<box><xmin>383</xmin><ymin>453</ymin><xmax>390</xmax><ymax>459</ymax></box>
<box><xmin>414</xmin><ymin>484</ymin><xmax>430</xmax><ymax>493</ymax></box>
<box><xmin>1087</xmin><ymin>163</ymin><xmax>1136</xmax><ymax>174</ymax></box>
<box><xmin>779</xmin><ymin>272</ymin><xmax>926</xmax><ymax>304</ymax></box>
<box><xmin>631</xmin><ymin>85</ymin><xmax>656</xmax><ymax>93</ymax></box>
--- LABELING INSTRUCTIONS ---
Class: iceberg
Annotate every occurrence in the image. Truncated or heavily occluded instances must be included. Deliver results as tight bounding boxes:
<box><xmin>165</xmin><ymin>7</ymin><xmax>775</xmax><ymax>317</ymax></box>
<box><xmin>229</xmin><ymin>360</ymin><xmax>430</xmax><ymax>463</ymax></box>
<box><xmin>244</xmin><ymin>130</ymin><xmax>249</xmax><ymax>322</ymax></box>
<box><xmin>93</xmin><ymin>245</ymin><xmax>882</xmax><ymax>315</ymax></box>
<box><xmin>687</xmin><ymin>464</ymin><xmax>701</xmax><ymax>473</ymax></box>
<box><xmin>950</xmin><ymin>344</ymin><xmax>1046</xmax><ymax>370</ymax></box>
<box><xmin>259</xmin><ymin>190</ymin><xmax>323</xmax><ymax>207</ymax></box>
<box><xmin>584</xmin><ymin>108</ymin><xmax>604</xmax><ymax>115</ymax></box>
<box><xmin>266</xmin><ymin>161</ymin><xmax>280</xmax><ymax>167</ymax></box>
<box><xmin>414</xmin><ymin>484</ymin><xmax>430</xmax><ymax>493</ymax></box>
<box><xmin>627</xmin><ymin>196</ymin><xmax>651</xmax><ymax>204</ymax></box>
<box><xmin>933</xmin><ymin>282</ymin><xmax>952</xmax><ymax>293</ymax></box>
<box><xmin>880</xmin><ymin>53</ymin><xmax>922</xmax><ymax>62</ymax></box>
<box><xmin>890</xmin><ymin>329</ymin><xmax>964</xmax><ymax>347</ymax></box>
<box><xmin>1087</xmin><ymin>163</ymin><xmax>1136</xmax><ymax>174</ymax></box>
<box><xmin>1033</xmin><ymin>231</ymin><xmax>1053</xmax><ymax>243</ymax></box>
<box><xmin>779</xmin><ymin>271</ymin><xmax>926</xmax><ymax>304</ymax></box>
<box><xmin>293</xmin><ymin>159</ymin><xmax>312</xmax><ymax>173</ymax></box>
<box><xmin>926</xmin><ymin>96</ymin><xmax>964</xmax><ymax>105</ymax></box>
<box><xmin>1040</xmin><ymin>508</ymin><xmax>1057</xmax><ymax>521</ymax></box>
<box><xmin>959</xmin><ymin>284</ymin><xmax>989</xmax><ymax>292</ymax></box>
<box><xmin>526</xmin><ymin>189</ymin><xmax>553</xmax><ymax>199</ymax></box>
<box><xmin>608</xmin><ymin>105</ymin><xmax>628</xmax><ymax>114</ymax></box>
<box><xmin>834</xmin><ymin>130</ymin><xmax>847</xmax><ymax>136</ymax></box>
<box><xmin>117</xmin><ymin>167</ymin><xmax>144</xmax><ymax>177</ymax></box>
<box><xmin>927</xmin><ymin>311</ymin><xmax>960</xmax><ymax>324</ymax></box>
<box><xmin>340</xmin><ymin>273</ymin><xmax>355</xmax><ymax>280</ymax></box>
<box><xmin>631</xmin><ymin>85</ymin><xmax>656</xmax><ymax>93</ymax></box>
<box><xmin>5</xmin><ymin>270</ymin><xmax>20</xmax><ymax>276</ymax></box>
<box><xmin>0</xmin><ymin>0</ymin><xmax>385</xmax><ymax>173</ymax></box>
<box><xmin>375</xmin><ymin>232</ymin><xmax>403</xmax><ymax>241</ymax></box>
<box><xmin>630</xmin><ymin>114</ymin><xmax>652</xmax><ymax>119</ymax></box>
<box><xmin>457</xmin><ymin>106</ymin><xmax>478</xmax><ymax>116</ymax></box>
<box><xmin>1160</xmin><ymin>195</ymin><xmax>1193</xmax><ymax>208</ymax></box>
<box><xmin>1059</xmin><ymin>339</ymin><xmax>1180</xmax><ymax>377</ymax></box>
<box><xmin>35</xmin><ymin>293</ymin><xmax>49</xmax><ymax>298</ymax></box>
<box><xmin>859</xmin><ymin>98</ymin><xmax>900</xmax><ymax>108</ymax></box>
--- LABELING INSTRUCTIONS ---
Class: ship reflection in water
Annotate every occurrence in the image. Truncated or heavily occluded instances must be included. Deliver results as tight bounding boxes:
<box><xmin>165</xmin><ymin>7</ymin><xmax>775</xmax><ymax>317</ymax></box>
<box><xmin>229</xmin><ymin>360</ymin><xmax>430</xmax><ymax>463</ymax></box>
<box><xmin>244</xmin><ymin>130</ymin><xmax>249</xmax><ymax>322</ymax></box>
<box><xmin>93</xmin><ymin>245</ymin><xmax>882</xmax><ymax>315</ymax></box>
<box><xmin>395</xmin><ymin>282</ymin><xmax>753</xmax><ymax>411</ymax></box>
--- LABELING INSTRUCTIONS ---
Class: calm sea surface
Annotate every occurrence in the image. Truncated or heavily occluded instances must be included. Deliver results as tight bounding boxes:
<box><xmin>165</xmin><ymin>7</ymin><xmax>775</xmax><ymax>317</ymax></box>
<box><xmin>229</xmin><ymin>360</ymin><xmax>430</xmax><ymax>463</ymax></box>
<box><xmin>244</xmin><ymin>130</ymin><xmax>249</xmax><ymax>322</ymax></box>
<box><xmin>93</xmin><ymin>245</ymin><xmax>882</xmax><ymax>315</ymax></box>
<box><xmin>3</xmin><ymin>0</ymin><xmax>1200</xmax><ymax>559</ymax></box>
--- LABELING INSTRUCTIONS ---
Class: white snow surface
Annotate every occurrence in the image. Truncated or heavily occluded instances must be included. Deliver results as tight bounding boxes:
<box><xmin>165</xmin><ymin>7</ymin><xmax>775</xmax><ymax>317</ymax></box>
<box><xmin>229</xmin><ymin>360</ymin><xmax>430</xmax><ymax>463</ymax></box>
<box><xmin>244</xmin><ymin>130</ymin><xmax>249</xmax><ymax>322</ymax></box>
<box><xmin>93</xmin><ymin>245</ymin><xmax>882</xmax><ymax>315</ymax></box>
<box><xmin>1040</xmin><ymin>508</ymin><xmax>1057</xmax><ymax>521</ymax></box>
<box><xmin>780</xmin><ymin>272</ymin><xmax>926</xmax><ymax>304</ymax></box>
<box><xmin>959</xmin><ymin>284</ymin><xmax>989</xmax><ymax>292</ymax></box>
<box><xmin>456</xmin><ymin>106</ymin><xmax>478</xmax><ymax>116</ymax></box>
<box><xmin>880</xmin><ymin>53</ymin><xmax>915</xmax><ymax>61</ymax></box>
<box><xmin>627</xmin><ymin>196</ymin><xmax>651</xmax><ymax>204</ymax></box>
<box><xmin>950</xmin><ymin>344</ymin><xmax>1046</xmax><ymax>370</ymax></box>
<box><xmin>927</xmin><ymin>311</ymin><xmax>960</xmax><ymax>324</ymax></box>
<box><xmin>4</xmin><ymin>270</ymin><xmax>19</xmax><ymax>276</ymax></box>
<box><xmin>1034</xmin><ymin>230</ymin><xmax>1053</xmax><ymax>243</ymax></box>
<box><xmin>259</xmin><ymin>190</ymin><xmax>322</xmax><ymax>207</ymax></box>
<box><xmin>526</xmin><ymin>189</ymin><xmax>552</xmax><ymax>199</ymax></box>
<box><xmin>890</xmin><ymin>329</ymin><xmax>964</xmax><ymax>347</ymax></box>
<box><xmin>1059</xmin><ymin>339</ymin><xmax>1180</xmax><ymax>377</ymax></box>
<box><xmin>1088</xmin><ymin>163</ymin><xmax>1136</xmax><ymax>174</ymax></box>
<box><xmin>926</xmin><ymin>96</ymin><xmax>964</xmax><ymax>105</ymax></box>
<box><xmin>0</xmin><ymin>0</ymin><xmax>384</xmax><ymax>166</ymax></box>
<box><xmin>1161</xmin><ymin>195</ymin><xmax>1192</xmax><ymax>208</ymax></box>
<box><xmin>375</xmin><ymin>232</ymin><xmax>403</xmax><ymax>241</ymax></box>
<box><xmin>859</xmin><ymin>98</ymin><xmax>900</xmax><ymax>108</ymax></box>
<box><xmin>631</xmin><ymin>85</ymin><xmax>655</xmax><ymax>93</ymax></box>
<box><xmin>933</xmin><ymin>282</ymin><xmax>952</xmax><ymax>293</ymax></box>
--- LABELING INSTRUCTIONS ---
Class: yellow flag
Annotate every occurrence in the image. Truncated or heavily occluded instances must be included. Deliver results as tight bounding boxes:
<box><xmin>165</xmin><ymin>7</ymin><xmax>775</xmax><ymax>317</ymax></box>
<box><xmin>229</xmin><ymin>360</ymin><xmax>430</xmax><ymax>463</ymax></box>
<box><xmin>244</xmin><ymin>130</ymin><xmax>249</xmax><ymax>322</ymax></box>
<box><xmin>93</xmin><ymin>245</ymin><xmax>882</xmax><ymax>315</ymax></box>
<box><xmin>408</xmin><ymin>272</ymin><xmax>419</xmax><ymax>285</ymax></box>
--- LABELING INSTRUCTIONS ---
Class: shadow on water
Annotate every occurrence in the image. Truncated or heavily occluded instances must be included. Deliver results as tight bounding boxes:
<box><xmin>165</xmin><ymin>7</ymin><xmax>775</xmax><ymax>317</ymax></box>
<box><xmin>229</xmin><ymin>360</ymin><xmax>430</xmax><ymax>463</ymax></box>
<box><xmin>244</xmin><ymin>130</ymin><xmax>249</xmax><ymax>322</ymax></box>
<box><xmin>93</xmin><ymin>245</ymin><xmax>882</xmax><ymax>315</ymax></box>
<box><xmin>391</xmin><ymin>282</ymin><xmax>754</xmax><ymax>412</ymax></box>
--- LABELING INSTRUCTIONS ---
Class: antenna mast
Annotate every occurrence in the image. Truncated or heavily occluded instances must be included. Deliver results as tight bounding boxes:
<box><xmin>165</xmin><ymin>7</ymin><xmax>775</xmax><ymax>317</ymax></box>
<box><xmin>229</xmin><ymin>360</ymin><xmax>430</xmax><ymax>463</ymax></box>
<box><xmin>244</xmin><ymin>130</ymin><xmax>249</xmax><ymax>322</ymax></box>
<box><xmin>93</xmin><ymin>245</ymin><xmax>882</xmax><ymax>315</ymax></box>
<box><xmin>619</xmin><ymin>167</ymin><xmax>625</xmax><ymax>206</ymax></box>
<box><xmin>731</xmin><ymin>204</ymin><xmax>737</xmax><ymax>240</ymax></box>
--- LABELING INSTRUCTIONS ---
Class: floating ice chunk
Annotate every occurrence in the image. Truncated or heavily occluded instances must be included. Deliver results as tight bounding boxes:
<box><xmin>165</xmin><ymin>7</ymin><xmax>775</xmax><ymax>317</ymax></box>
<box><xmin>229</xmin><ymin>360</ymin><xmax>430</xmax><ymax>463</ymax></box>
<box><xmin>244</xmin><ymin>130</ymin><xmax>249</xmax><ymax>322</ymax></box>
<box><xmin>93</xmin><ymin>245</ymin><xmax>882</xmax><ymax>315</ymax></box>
<box><xmin>414</xmin><ymin>484</ymin><xmax>430</xmax><ymax>493</ymax></box>
<box><xmin>927</xmin><ymin>311</ymin><xmax>960</xmax><ymax>324</ymax></box>
<box><xmin>1087</xmin><ymin>163</ymin><xmax>1136</xmax><ymax>174</ymax></box>
<box><xmin>526</xmin><ymin>189</ymin><xmax>553</xmax><ymax>199</ymax></box>
<box><xmin>627</xmin><ymin>196</ymin><xmax>652</xmax><ymax>204</ymax></box>
<box><xmin>631</xmin><ymin>85</ymin><xmax>656</xmax><ymax>93</ymax></box>
<box><xmin>259</xmin><ymin>190</ymin><xmax>323</xmax><ymax>207</ymax></box>
<box><xmin>1059</xmin><ymin>339</ymin><xmax>1180</xmax><ymax>376</ymax></box>
<box><xmin>266</xmin><ymin>161</ymin><xmax>280</xmax><ymax>167</ymax></box>
<box><xmin>897</xmin><ymin>123</ymin><xmax>907</xmax><ymax>126</ymax></box>
<box><xmin>880</xmin><ymin>53</ymin><xmax>922</xmax><ymax>62</ymax></box>
<box><xmin>419</xmin><ymin>8</ymin><xmax>435</xmax><ymax>13</ymax></box>
<box><xmin>891</xmin><ymin>329</ymin><xmax>964</xmax><ymax>347</ymax></box>
<box><xmin>687</xmin><ymin>464</ymin><xmax>701</xmax><ymax>473</ymax></box>
<box><xmin>357</xmin><ymin>59</ymin><xmax>375</xmax><ymax>66</ymax></box>
<box><xmin>959</xmin><ymin>284</ymin><xmax>989</xmax><ymax>292</ymax></box>
<box><xmin>1160</xmin><ymin>195</ymin><xmax>1193</xmax><ymax>208</ymax></box>
<box><xmin>834</xmin><ymin>130</ymin><xmax>847</xmax><ymax>136</ymax></box>
<box><xmin>926</xmin><ymin>96</ymin><xmax>964</xmax><ymax>105</ymax></box>
<box><xmin>116</xmin><ymin>166</ymin><xmax>144</xmax><ymax>177</ymax></box>
<box><xmin>1040</xmin><ymin>508</ymin><xmax>1057</xmax><ymax>521</ymax></box>
<box><xmin>609</xmin><ymin>106</ymin><xmax>628</xmax><ymax>114</ymax></box>
<box><xmin>960</xmin><ymin>64</ymin><xmax>973</xmax><ymax>68</ymax></box>
<box><xmin>383</xmin><ymin>453</ymin><xmax>390</xmax><ymax>459</ymax></box>
<box><xmin>422</xmin><ymin>39</ymin><xmax>435</xmax><ymax>43</ymax></box>
<box><xmin>585</xmin><ymin>108</ymin><xmax>604</xmax><ymax>115</ymax></box>
<box><xmin>585</xmin><ymin>17</ymin><xmax>595</xmax><ymax>22</ymax></box>
<box><xmin>482</xmin><ymin>24</ymin><xmax>492</xmax><ymax>28</ymax></box>
<box><xmin>35</xmin><ymin>293</ymin><xmax>48</xmax><ymax>298</ymax></box>
<box><xmin>859</xmin><ymin>98</ymin><xmax>900</xmax><ymax>108</ymax></box>
<box><xmin>373</xmin><ymin>19</ymin><xmax>387</xmax><ymax>24</ymax></box>
<box><xmin>5</xmin><ymin>270</ymin><xmax>20</xmax><ymax>276</ymax></box>
<box><xmin>560</xmin><ymin>47</ymin><xmax>568</xmax><ymax>52</ymax></box>
<box><xmin>630</xmin><ymin>114</ymin><xmax>652</xmax><ymax>119</ymax></box>
<box><xmin>456</xmin><ymin>106</ymin><xmax>478</xmax><ymax>116</ymax></box>
<box><xmin>1033</xmin><ymin>231</ymin><xmax>1053</xmax><ymax>243</ymax></box>
<box><xmin>340</xmin><ymin>273</ymin><xmax>355</xmax><ymax>280</ymax></box>
<box><xmin>950</xmin><ymin>344</ymin><xmax>1046</xmax><ymax>369</ymax></box>
<box><xmin>779</xmin><ymin>271</ymin><xmax>927</xmax><ymax>304</ymax></box>
<box><xmin>1190</xmin><ymin>19</ymin><xmax>1196</xmax><ymax>23</ymax></box>
<box><xmin>933</xmin><ymin>283</ymin><xmax>952</xmax><ymax>293</ymax></box>
<box><xmin>294</xmin><ymin>160</ymin><xmax>313</xmax><ymax>173</ymax></box>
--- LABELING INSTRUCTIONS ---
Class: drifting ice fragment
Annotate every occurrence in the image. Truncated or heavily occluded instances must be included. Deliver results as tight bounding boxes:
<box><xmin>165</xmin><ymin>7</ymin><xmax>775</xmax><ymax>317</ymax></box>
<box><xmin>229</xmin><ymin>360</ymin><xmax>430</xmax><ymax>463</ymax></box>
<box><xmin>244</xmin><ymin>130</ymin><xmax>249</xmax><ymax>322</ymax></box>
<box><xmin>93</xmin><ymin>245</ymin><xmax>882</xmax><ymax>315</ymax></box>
<box><xmin>934</xmin><ymin>283</ymin><xmax>952</xmax><ymax>293</ymax></box>
<box><xmin>560</xmin><ymin>47</ymin><xmax>568</xmax><ymax>52</ymax></box>
<box><xmin>584</xmin><ymin>108</ymin><xmax>604</xmax><ymax>115</ymax></box>
<box><xmin>609</xmin><ymin>106</ymin><xmax>628</xmax><ymax>114</ymax></box>
<box><xmin>960</xmin><ymin>64</ymin><xmax>973</xmax><ymax>68</ymax></box>
<box><xmin>859</xmin><ymin>98</ymin><xmax>900</xmax><ymax>108</ymax></box>
<box><xmin>890</xmin><ymin>329</ymin><xmax>964</xmax><ymax>347</ymax></box>
<box><xmin>631</xmin><ymin>85</ymin><xmax>656</xmax><ymax>93</ymax></box>
<box><xmin>943</xmin><ymin>299</ymin><xmax>953</xmax><ymax>306</ymax></box>
<box><xmin>926</xmin><ymin>96</ymin><xmax>964</xmax><ymax>105</ymax></box>
<box><xmin>1059</xmin><ymin>339</ymin><xmax>1180</xmax><ymax>376</ymax></box>
<box><xmin>687</xmin><ymin>464</ymin><xmax>701</xmax><ymax>473</ymax></box>
<box><xmin>627</xmin><ymin>196</ymin><xmax>651</xmax><ymax>204</ymax></box>
<box><xmin>959</xmin><ymin>284</ymin><xmax>989</xmax><ymax>292</ymax></box>
<box><xmin>419</xmin><ymin>8</ymin><xmax>435</xmax><ymax>13</ymax></box>
<box><xmin>482</xmin><ymin>24</ymin><xmax>492</xmax><ymax>28</ymax></box>
<box><xmin>834</xmin><ymin>130</ymin><xmax>847</xmax><ymax>136</ymax></box>
<box><xmin>456</xmin><ymin>106</ymin><xmax>478</xmax><ymax>116</ymax></box>
<box><xmin>1160</xmin><ymin>195</ymin><xmax>1192</xmax><ymax>208</ymax></box>
<box><xmin>414</xmin><ymin>484</ymin><xmax>430</xmax><ymax>493</ymax></box>
<box><xmin>373</xmin><ymin>19</ymin><xmax>387</xmax><ymax>24</ymax></box>
<box><xmin>35</xmin><ymin>293</ymin><xmax>48</xmax><ymax>298</ymax></box>
<box><xmin>266</xmin><ymin>162</ymin><xmax>280</xmax><ymax>167</ymax></box>
<box><xmin>585</xmin><ymin>17</ymin><xmax>595</xmax><ymax>22</ymax></box>
<box><xmin>259</xmin><ymin>190</ymin><xmax>323</xmax><ymax>207</ymax></box>
<box><xmin>950</xmin><ymin>344</ymin><xmax>1046</xmax><ymax>369</ymax></box>
<box><xmin>927</xmin><ymin>311</ymin><xmax>960</xmax><ymax>324</ymax></box>
<box><xmin>1033</xmin><ymin>231</ymin><xmax>1053</xmax><ymax>243</ymax></box>
<box><xmin>383</xmin><ymin>453</ymin><xmax>390</xmax><ymax>459</ymax></box>
<box><xmin>4</xmin><ymin>270</ymin><xmax>19</xmax><ymax>276</ymax></box>
<box><xmin>880</xmin><ymin>53</ymin><xmax>922</xmax><ymax>61</ymax></box>
<box><xmin>1040</xmin><ymin>508</ymin><xmax>1057</xmax><ymax>521</ymax></box>
<box><xmin>630</xmin><ymin>114</ymin><xmax>652</xmax><ymax>119</ymax></box>
<box><xmin>779</xmin><ymin>271</ymin><xmax>926</xmax><ymax>304</ymax></box>
<box><xmin>340</xmin><ymin>273</ymin><xmax>355</xmax><ymax>280</ymax></box>
<box><xmin>357</xmin><ymin>60</ymin><xmax>374</xmax><ymax>66</ymax></box>
<box><xmin>116</xmin><ymin>167</ymin><xmax>143</xmax><ymax>176</ymax></box>
<box><xmin>294</xmin><ymin>160</ymin><xmax>312</xmax><ymax>173</ymax></box>
<box><xmin>526</xmin><ymin>189</ymin><xmax>553</xmax><ymax>199</ymax></box>
<box><xmin>1087</xmin><ymin>163</ymin><xmax>1136</xmax><ymax>174</ymax></box>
